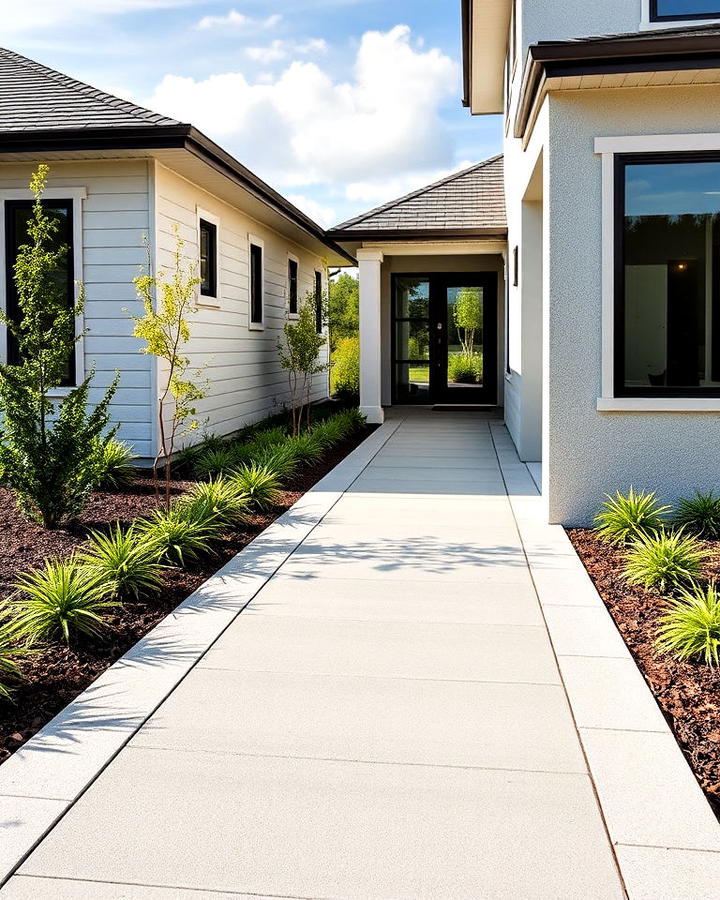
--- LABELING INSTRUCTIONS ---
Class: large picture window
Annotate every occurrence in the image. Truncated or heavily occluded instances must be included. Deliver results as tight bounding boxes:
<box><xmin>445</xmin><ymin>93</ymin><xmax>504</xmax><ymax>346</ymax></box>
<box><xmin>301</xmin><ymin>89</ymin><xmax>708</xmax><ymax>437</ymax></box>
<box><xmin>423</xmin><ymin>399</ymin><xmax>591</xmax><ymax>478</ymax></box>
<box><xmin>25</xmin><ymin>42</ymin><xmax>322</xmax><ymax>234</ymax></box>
<box><xmin>615</xmin><ymin>154</ymin><xmax>720</xmax><ymax>397</ymax></box>
<box><xmin>651</xmin><ymin>0</ymin><xmax>720</xmax><ymax>20</ymax></box>
<box><xmin>4</xmin><ymin>198</ymin><xmax>75</xmax><ymax>384</ymax></box>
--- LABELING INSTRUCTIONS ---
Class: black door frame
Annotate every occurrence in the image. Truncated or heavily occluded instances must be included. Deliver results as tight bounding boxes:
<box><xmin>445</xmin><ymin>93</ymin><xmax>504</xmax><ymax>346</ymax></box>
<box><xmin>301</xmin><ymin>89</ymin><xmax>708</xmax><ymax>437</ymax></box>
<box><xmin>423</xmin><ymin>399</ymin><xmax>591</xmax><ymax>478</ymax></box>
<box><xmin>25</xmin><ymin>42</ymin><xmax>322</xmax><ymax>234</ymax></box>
<box><xmin>391</xmin><ymin>271</ymin><xmax>498</xmax><ymax>406</ymax></box>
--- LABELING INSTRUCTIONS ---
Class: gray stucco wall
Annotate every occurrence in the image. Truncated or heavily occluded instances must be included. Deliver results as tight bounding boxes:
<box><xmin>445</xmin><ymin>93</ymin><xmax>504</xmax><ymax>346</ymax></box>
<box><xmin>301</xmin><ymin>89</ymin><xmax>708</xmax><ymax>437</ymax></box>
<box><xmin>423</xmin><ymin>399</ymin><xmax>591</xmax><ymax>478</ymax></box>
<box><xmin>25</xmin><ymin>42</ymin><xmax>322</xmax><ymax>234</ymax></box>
<box><xmin>546</xmin><ymin>85</ymin><xmax>720</xmax><ymax>525</ymax></box>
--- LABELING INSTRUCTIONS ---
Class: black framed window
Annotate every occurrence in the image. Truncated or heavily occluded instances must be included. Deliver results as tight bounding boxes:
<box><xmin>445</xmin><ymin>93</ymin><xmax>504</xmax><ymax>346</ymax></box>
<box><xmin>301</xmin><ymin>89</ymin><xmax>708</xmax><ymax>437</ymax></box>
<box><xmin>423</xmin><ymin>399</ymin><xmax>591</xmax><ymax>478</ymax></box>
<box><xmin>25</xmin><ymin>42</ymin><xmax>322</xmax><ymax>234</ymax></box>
<box><xmin>615</xmin><ymin>153</ymin><xmax>720</xmax><ymax>397</ymax></box>
<box><xmin>651</xmin><ymin>1</ymin><xmax>720</xmax><ymax>21</ymax></box>
<box><xmin>314</xmin><ymin>270</ymin><xmax>323</xmax><ymax>333</ymax></box>
<box><xmin>250</xmin><ymin>242</ymin><xmax>263</xmax><ymax>325</ymax></box>
<box><xmin>288</xmin><ymin>258</ymin><xmax>298</xmax><ymax>314</ymax></box>
<box><xmin>199</xmin><ymin>219</ymin><xmax>217</xmax><ymax>298</ymax></box>
<box><xmin>5</xmin><ymin>198</ymin><xmax>75</xmax><ymax>384</ymax></box>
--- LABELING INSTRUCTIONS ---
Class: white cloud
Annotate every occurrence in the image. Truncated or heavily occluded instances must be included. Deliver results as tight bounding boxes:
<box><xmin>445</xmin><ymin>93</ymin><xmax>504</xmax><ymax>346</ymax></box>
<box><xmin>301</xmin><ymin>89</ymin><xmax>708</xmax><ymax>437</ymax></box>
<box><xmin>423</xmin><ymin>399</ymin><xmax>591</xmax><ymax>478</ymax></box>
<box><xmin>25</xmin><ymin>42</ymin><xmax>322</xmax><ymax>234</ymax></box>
<box><xmin>2</xmin><ymin>0</ymin><xmax>215</xmax><ymax>34</ymax></box>
<box><xmin>196</xmin><ymin>10</ymin><xmax>282</xmax><ymax>31</ymax></box>
<box><xmin>287</xmin><ymin>194</ymin><xmax>336</xmax><ymax>228</ymax></box>
<box><xmin>146</xmin><ymin>25</ymin><xmax>458</xmax><ymax>189</ymax></box>
<box><xmin>345</xmin><ymin>161</ymin><xmax>476</xmax><ymax>206</ymax></box>
<box><xmin>245</xmin><ymin>37</ymin><xmax>328</xmax><ymax>63</ymax></box>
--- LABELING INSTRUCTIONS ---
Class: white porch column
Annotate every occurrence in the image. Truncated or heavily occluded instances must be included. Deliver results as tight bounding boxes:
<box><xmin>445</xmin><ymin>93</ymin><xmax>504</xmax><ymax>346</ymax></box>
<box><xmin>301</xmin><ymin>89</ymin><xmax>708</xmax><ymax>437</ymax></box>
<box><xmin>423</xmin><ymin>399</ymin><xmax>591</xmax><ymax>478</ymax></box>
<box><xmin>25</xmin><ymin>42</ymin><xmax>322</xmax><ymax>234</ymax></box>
<box><xmin>357</xmin><ymin>248</ymin><xmax>384</xmax><ymax>424</ymax></box>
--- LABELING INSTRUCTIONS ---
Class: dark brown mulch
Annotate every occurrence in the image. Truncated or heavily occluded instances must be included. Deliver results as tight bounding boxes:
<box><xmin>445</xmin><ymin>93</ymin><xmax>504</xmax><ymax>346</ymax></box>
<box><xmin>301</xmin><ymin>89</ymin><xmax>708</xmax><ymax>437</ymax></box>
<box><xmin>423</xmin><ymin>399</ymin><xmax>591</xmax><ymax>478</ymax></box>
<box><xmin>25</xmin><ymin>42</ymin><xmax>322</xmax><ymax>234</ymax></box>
<box><xmin>567</xmin><ymin>528</ymin><xmax>720</xmax><ymax>813</ymax></box>
<box><xmin>0</xmin><ymin>427</ymin><xmax>374</xmax><ymax>763</ymax></box>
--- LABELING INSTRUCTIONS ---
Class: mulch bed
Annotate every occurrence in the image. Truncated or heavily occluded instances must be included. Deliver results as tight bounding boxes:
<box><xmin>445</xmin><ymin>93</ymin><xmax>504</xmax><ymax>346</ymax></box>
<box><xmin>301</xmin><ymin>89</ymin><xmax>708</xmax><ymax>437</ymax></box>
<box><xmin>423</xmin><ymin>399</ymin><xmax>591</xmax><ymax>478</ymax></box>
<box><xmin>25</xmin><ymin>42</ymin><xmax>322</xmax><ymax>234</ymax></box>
<box><xmin>0</xmin><ymin>426</ymin><xmax>374</xmax><ymax>764</ymax></box>
<box><xmin>567</xmin><ymin>528</ymin><xmax>720</xmax><ymax>815</ymax></box>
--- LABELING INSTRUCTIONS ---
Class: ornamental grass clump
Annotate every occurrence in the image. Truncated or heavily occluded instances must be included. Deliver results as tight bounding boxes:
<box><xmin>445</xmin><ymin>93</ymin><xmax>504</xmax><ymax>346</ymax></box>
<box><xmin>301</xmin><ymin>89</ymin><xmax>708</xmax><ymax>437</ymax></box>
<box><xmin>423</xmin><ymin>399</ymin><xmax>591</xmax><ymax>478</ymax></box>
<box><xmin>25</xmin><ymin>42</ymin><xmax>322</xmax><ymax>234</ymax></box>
<box><xmin>311</xmin><ymin>416</ymin><xmax>348</xmax><ymax>450</ymax></box>
<box><xmin>78</xmin><ymin>524</ymin><xmax>165</xmax><ymax>601</ymax></box>
<box><xmin>283</xmin><ymin>433</ymin><xmax>324</xmax><ymax>467</ymax></box>
<box><xmin>624</xmin><ymin>528</ymin><xmax>709</xmax><ymax>594</ymax></box>
<box><xmin>231</xmin><ymin>463</ymin><xmax>283</xmax><ymax>510</ymax></box>
<box><xmin>0</xmin><ymin>627</ymin><xmax>32</xmax><ymax>701</ymax></box>
<box><xmin>656</xmin><ymin>582</ymin><xmax>720</xmax><ymax>666</ymax></box>
<box><xmin>193</xmin><ymin>446</ymin><xmax>239</xmax><ymax>480</ymax></box>
<box><xmin>176</xmin><ymin>477</ymin><xmax>250</xmax><ymax>530</ymax></box>
<box><xmin>674</xmin><ymin>492</ymin><xmax>720</xmax><ymax>541</ymax></box>
<box><xmin>93</xmin><ymin>439</ymin><xmax>136</xmax><ymax>491</ymax></box>
<box><xmin>10</xmin><ymin>558</ymin><xmax>116</xmax><ymax>644</ymax></box>
<box><xmin>594</xmin><ymin>488</ymin><xmax>671</xmax><ymax>545</ymax></box>
<box><xmin>256</xmin><ymin>443</ymin><xmax>301</xmax><ymax>480</ymax></box>
<box><xmin>135</xmin><ymin>505</ymin><xmax>222</xmax><ymax>567</ymax></box>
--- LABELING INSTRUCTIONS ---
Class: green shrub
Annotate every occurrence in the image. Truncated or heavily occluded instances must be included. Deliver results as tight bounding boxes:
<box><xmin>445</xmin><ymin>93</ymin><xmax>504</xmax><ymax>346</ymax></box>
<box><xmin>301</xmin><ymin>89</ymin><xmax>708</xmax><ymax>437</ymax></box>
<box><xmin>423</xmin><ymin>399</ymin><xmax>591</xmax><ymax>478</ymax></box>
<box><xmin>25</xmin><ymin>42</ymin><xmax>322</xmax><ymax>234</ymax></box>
<box><xmin>135</xmin><ymin>506</ymin><xmax>222</xmax><ymax>567</ymax></box>
<box><xmin>78</xmin><ymin>524</ymin><xmax>164</xmax><ymax>600</ymax></box>
<box><xmin>176</xmin><ymin>477</ymin><xmax>249</xmax><ymax>530</ymax></box>
<box><xmin>0</xmin><ymin>627</ymin><xmax>32</xmax><ymax>701</ymax></box>
<box><xmin>11</xmin><ymin>558</ymin><xmax>116</xmax><ymax>644</ymax></box>
<box><xmin>257</xmin><ymin>444</ymin><xmax>301</xmax><ymax>480</ymax></box>
<box><xmin>334</xmin><ymin>408</ymin><xmax>366</xmax><ymax>432</ymax></box>
<box><xmin>193</xmin><ymin>446</ymin><xmax>238</xmax><ymax>480</ymax></box>
<box><xmin>250</xmin><ymin>427</ymin><xmax>287</xmax><ymax>449</ymax></box>
<box><xmin>447</xmin><ymin>353</ymin><xmax>482</xmax><ymax>385</ymax></box>
<box><xmin>311</xmin><ymin>416</ymin><xmax>348</xmax><ymax>450</ymax></box>
<box><xmin>674</xmin><ymin>492</ymin><xmax>720</xmax><ymax>541</ymax></box>
<box><xmin>231</xmin><ymin>463</ymin><xmax>283</xmax><ymax>510</ymax></box>
<box><xmin>93</xmin><ymin>439</ymin><xmax>136</xmax><ymax>491</ymax></box>
<box><xmin>656</xmin><ymin>582</ymin><xmax>720</xmax><ymax>665</ymax></box>
<box><xmin>624</xmin><ymin>529</ymin><xmax>709</xmax><ymax>593</ymax></box>
<box><xmin>284</xmin><ymin>433</ymin><xmax>324</xmax><ymax>467</ymax></box>
<box><xmin>594</xmin><ymin>488</ymin><xmax>670</xmax><ymax>545</ymax></box>
<box><xmin>331</xmin><ymin>336</ymin><xmax>360</xmax><ymax>401</ymax></box>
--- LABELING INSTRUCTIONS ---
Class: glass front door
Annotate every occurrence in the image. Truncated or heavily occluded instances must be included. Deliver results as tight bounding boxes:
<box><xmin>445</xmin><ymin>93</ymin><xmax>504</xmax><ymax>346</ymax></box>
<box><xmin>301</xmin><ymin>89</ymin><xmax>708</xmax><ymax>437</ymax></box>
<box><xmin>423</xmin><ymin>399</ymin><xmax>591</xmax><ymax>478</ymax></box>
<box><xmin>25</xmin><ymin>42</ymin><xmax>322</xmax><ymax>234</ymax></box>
<box><xmin>392</xmin><ymin>272</ymin><xmax>497</xmax><ymax>405</ymax></box>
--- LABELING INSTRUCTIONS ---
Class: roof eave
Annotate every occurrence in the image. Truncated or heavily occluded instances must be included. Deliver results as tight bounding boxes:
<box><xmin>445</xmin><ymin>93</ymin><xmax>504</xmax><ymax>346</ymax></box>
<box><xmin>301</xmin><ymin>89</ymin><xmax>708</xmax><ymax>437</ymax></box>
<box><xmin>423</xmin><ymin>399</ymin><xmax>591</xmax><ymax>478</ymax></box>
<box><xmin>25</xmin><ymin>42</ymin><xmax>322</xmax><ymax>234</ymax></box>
<box><xmin>0</xmin><ymin>124</ymin><xmax>356</xmax><ymax>266</ymax></box>
<box><xmin>461</xmin><ymin>0</ymin><xmax>512</xmax><ymax>115</ymax></box>
<box><xmin>326</xmin><ymin>227</ymin><xmax>508</xmax><ymax>242</ymax></box>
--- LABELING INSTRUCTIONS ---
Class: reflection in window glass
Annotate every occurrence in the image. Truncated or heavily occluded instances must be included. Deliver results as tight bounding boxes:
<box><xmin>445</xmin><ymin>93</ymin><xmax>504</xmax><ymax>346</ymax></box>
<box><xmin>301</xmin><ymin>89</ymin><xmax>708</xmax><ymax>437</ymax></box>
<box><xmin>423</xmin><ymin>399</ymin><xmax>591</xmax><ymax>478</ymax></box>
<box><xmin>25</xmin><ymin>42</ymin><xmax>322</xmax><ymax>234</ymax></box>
<box><xmin>654</xmin><ymin>1</ymin><xmax>720</xmax><ymax>19</ymax></box>
<box><xmin>622</xmin><ymin>159</ymin><xmax>720</xmax><ymax>393</ymax></box>
<box><xmin>395</xmin><ymin>277</ymin><xmax>429</xmax><ymax>318</ymax></box>
<box><xmin>395</xmin><ymin>363</ymin><xmax>430</xmax><ymax>403</ymax></box>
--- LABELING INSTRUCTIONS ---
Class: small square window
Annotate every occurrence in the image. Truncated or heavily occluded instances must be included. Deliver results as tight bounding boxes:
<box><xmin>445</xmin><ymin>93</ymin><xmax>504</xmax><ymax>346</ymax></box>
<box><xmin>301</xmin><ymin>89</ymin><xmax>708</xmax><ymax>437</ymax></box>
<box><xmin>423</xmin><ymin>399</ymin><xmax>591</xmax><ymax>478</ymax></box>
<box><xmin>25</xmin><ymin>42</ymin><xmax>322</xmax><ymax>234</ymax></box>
<box><xmin>250</xmin><ymin>243</ymin><xmax>264</xmax><ymax>325</ymax></box>
<box><xmin>199</xmin><ymin>219</ymin><xmax>217</xmax><ymax>298</ymax></box>
<box><xmin>288</xmin><ymin>258</ymin><xmax>298</xmax><ymax>315</ymax></box>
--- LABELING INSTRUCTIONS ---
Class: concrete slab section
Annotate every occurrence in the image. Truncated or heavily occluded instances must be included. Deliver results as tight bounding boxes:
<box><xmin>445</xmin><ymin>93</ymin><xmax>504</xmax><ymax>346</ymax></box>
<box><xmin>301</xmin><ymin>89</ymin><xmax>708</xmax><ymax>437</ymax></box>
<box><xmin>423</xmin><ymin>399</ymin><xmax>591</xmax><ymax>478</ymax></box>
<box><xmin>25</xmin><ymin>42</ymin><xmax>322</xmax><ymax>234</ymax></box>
<box><xmin>197</xmin><ymin>615</ymin><xmax>560</xmax><ymax>684</ymax></box>
<box><xmin>131</xmin><ymin>668</ymin><xmax>586</xmax><ymax>773</ymax></box>
<box><xmin>19</xmin><ymin>749</ymin><xmax>624</xmax><ymax>899</ymax></box>
<box><xmin>615</xmin><ymin>844</ymin><xmax>720</xmax><ymax>900</ymax></box>
<box><xmin>1</xmin><ymin>877</ymin><xmax>264</xmax><ymax>899</ymax></box>
<box><xmin>0</xmin><ymin>797</ymin><xmax>66</xmax><ymax>878</ymax></box>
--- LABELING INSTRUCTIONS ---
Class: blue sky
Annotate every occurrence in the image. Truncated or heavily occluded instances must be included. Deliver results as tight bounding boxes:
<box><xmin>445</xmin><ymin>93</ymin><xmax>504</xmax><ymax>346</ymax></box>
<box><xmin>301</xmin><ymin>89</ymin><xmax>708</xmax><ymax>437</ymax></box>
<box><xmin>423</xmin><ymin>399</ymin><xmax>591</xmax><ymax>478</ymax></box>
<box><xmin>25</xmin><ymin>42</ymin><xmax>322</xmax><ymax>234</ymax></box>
<box><xmin>5</xmin><ymin>1</ymin><xmax>503</xmax><ymax>226</ymax></box>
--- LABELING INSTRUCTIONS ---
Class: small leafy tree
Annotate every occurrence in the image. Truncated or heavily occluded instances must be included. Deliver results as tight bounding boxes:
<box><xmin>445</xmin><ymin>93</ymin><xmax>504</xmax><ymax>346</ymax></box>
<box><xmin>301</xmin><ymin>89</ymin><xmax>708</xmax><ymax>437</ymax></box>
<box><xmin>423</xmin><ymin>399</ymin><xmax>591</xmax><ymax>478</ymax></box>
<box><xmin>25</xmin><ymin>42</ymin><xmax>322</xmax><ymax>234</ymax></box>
<box><xmin>131</xmin><ymin>229</ymin><xmax>205</xmax><ymax>508</ymax></box>
<box><xmin>278</xmin><ymin>293</ymin><xmax>328</xmax><ymax>435</ymax></box>
<box><xmin>453</xmin><ymin>287</ymin><xmax>482</xmax><ymax>356</ymax></box>
<box><xmin>0</xmin><ymin>165</ymin><xmax>118</xmax><ymax>528</ymax></box>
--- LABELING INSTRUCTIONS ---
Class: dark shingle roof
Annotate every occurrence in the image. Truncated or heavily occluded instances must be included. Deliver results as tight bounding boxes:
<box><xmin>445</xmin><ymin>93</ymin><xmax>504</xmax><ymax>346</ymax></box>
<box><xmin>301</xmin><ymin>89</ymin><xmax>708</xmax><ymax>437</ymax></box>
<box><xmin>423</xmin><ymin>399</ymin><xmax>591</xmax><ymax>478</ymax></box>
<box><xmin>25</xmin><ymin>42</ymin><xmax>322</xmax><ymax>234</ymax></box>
<box><xmin>331</xmin><ymin>156</ymin><xmax>506</xmax><ymax>235</ymax></box>
<box><xmin>0</xmin><ymin>47</ymin><xmax>182</xmax><ymax>131</ymax></box>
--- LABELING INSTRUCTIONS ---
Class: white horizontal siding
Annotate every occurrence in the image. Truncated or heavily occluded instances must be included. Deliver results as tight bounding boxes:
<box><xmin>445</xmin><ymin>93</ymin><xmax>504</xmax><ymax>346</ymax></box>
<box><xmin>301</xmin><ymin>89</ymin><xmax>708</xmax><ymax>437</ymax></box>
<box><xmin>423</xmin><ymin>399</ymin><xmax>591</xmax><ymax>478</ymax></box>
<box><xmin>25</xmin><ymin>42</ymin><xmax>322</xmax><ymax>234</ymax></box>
<box><xmin>0</xmin><ymin>160</ymin><xmax>154</xmax><ymax>459</ymax></box>
<box><xmin>154</xmin><ymin>162</ymin><xmax>330</xmax><ymax>449</ymax></box>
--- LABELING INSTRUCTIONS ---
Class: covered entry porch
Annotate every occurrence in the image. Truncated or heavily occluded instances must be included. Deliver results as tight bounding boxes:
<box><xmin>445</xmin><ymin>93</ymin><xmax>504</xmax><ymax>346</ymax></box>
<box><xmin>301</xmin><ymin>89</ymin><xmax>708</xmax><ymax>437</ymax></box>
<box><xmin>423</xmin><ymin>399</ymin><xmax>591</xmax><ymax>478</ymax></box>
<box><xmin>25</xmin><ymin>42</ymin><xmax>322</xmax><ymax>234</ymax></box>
<box><xmin>328</xmin><ymin>158</ymin><xmax>508</xmax><ymax>423</ymax></box>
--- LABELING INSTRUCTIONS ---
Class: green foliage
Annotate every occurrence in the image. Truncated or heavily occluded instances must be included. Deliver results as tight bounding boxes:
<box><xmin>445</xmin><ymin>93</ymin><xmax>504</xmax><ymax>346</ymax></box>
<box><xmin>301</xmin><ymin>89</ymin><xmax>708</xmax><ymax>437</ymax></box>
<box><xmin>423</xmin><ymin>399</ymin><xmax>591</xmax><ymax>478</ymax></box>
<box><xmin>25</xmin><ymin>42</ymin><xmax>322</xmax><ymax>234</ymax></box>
<box><xmin>0</xmin><ymin>628</ymin><xmax>32</xmax><ymax>701</ymax></box>
<box><xmin>256</xmin><ymin>443</ymin><xmax>301</xmax><ymax>479</ymax></box>
<box><xmin>176</xmin><ymin>477</ymin><xmax>249</xmax><ymax>530</ymax></box>
<box><xmin>330</xmin><ymin>336</ymin><xmax>360</xmax><ymax>402</ymax></box>
<box><xmin>328</xmin><ymin>272</ymin><xmax>359</xmax><ymax>350</ymax></box>
<box><xmin>277</xmin><ymin>294</ymin><xmax>328</xmax><ymax>434</ymax></box>
<box><xmin>624</xmin><ymin>529</ymin><xmax>709</xmax><ymax>593</ymax></box>
<box><xmin>311</xmin><ymin>416</ymin><xmax>349</xmax><ymax>450</ymax></box>
<box><xmin>78</xmin><ymin>524</ymin><xmax>164</xmax><ymax>600</ymax></box>
<box><xmin>231</xmin><ymin>463</ymin><xmax>283</xmax><ymax>510</ymax></box>
<box><xmin>131</xmin><ymin>228</ymin><xmax>206</xmax><ymax>506</ymax></box>
<box><xmin>193</xmin><ymin>446</ymin><xmax>239</xmax><ymax>480</ymax></box>
<box><xmin>453</xmin><ymin>287</ymin><xmax>482</xmax><ymax>356</ymax></box>
<box><xmin>448</xmin><ymin>353</ymin><xmax>483</xmax><ymax>385</ymax></box>
<box><xmin>0</xmin><ymin>165</ymin><xmax>119</xmax><ymax>528</ymax></box>
<box><xmin>11</xmin><ymin>558</ymin><xmax>115</xmax><ymax>644</ymax></box>
<box><xmin>674</xmin><ymin>492</ymin><xmax>720</xmax><ymax>541</ymax></box>
<box><xmin>334</xmin><ymin>408</ymin><xmax>366</xmax><ymax>433</ymax></box>
<box><xmin>594</xmin><ymin>488</ymin><xmax>671</xmax><ymax>545</ymax></box>
<box><xmin>284</xmin><ymin>432</ymin><xmax>324</xmax><ymax>466</ymax></box>
<box><xmin>93</xmin><ymin>439</ymin><xmax>136</xmax><ymax>490</ymax></box>
<box><xmin>657</xmin><ymin>582</ymin><xmax>720</xmax><ymax>665</ymax></box>
<box><xmin>251</xmin><ymin>427</ymin><xmax>287</xmax><ymax>449</ymax></box>
<box><xmin>135</xmin><ymin>506</ymin><xmax>221</xmax><ymax>567</ymax></box>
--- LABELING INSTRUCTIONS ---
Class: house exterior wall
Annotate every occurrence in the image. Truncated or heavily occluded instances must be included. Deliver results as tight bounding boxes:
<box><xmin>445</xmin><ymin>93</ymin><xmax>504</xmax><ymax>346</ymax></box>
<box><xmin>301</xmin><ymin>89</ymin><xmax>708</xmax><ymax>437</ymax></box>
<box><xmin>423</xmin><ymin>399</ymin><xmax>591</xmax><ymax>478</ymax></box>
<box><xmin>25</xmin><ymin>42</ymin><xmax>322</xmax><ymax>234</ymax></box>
<box><xmin>0</xmin><ymin>159</ymin><xmax>155</xmax><ymax>458</ymax></box>
<box><xmin>518</xmin><ymin>1</ymin><xmax>640</xmax><ymax>60</ymax></box>
<box><xmin>542</xmin><ymin>84</ymin><xmax>720</xmax><ymax>524</ymax></box>
<box><xmin>152</xmin><ymin>163</ymin><xmax>330</xmax><ymax>451</ymax></box>
<box><xmin>379</xmin><ymin>254</ymin><xmax>505</xmax><ymax>407</ymax></box>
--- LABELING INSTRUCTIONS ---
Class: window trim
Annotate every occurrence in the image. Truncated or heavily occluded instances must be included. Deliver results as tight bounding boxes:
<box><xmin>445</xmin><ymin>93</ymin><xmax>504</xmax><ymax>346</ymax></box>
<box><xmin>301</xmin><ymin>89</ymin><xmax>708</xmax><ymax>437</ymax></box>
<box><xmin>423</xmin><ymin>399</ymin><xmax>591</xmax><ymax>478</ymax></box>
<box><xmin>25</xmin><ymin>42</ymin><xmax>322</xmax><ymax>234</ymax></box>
<box><xmin>649</xmin><ymin>0</ymin><xmax>720</xmax><ymax>22</ymax></box>
<box><xmin>197</xmin><ymin>208</ymin><xmax>220</xmax><ymax>306</ymax></box>
<box><xmin>248</xmin><ymin>234</ymin><xmax>264</xmax><ymax>330</ymax></box>
<box><xmin>0</xmin><ymin>186</ymin><xmax>86</xmax><ymax>390</ymax></box>
<box><xmin>287</xmin><ymin>253</ymin><xmax>299</xmax><ymax>318</ymax></box>
<box><xmin>596</xmin><ymin>134</ymin><xmax>720</xmax><ymax>410</ymax></box>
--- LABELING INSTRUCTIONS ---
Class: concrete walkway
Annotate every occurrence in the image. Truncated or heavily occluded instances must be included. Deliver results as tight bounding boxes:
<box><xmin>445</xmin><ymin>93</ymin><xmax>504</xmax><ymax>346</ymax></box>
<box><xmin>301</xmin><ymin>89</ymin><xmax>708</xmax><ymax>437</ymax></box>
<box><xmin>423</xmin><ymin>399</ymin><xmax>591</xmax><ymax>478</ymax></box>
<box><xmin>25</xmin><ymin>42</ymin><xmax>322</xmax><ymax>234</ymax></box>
<box><xmin>2</xmin><ymin>410</ymin><xmax>626</xmax><ymax>899</ymax></box>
